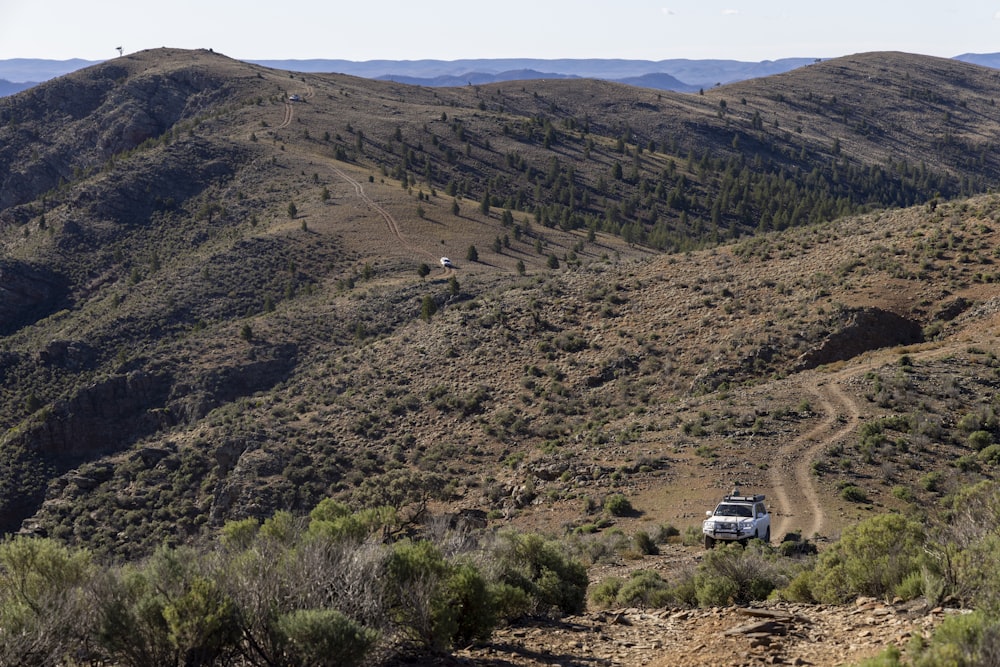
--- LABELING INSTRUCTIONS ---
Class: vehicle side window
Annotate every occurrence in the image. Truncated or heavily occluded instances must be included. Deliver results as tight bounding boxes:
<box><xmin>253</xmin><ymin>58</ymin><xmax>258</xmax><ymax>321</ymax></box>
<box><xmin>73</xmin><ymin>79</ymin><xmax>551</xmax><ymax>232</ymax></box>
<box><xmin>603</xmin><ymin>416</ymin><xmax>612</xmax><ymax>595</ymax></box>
<box><xmin>755</xmin><ymin>503</ymin><xmax>764</xmax><ymax>516</ymax></box>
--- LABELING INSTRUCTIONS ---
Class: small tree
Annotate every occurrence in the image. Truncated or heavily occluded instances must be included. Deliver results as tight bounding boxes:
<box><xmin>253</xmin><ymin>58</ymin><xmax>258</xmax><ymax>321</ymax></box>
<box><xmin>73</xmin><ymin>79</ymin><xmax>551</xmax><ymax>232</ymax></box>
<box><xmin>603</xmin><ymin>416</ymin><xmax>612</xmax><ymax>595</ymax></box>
<box><xmin>466</xmin><ymin>245</ymin><xmax>479</xmax><ymax>262</ymax></box>
<box><xmin>240</xmin><ymin>324</ymin><xmax>253</xmax><ymax>342</ymax></box>
<box><xmin>417</xmin><ymin>263</ymin><xmax>431</xmax><ymax>281</ymax></box>
<box><xmin>287</xmin><ymin>202</ymin><xmax>297</xmax><ymax>219</ymax></box>
<box><xmin>420</xmin><ymin>296</ymin><xmax>438</xmax><ymax>322</ymax></box>
<box><xmin>448</xmin><ymin>276</ymin><xmax>460</xmax><ymax>296</ymax></box>
<box><xmin>451</xmin><ymin>200</ymin><xmax>460</xmax><ymax>216</ymax></box>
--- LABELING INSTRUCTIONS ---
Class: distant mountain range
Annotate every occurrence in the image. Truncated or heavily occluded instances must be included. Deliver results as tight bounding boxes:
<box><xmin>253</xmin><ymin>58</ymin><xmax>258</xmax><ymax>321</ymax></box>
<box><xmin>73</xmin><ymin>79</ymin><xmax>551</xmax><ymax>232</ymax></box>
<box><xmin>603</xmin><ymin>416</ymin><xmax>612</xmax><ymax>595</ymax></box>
<box><xmin>247</xmin><ymin>57</ymin><xmax>820</xmax><ymax>91</ymax></box>
<box><xmin>1</xmin><ymin>55</ymin><xmax>814</xmax><ymax>96</ymax></box>
<box><xmin>954</xmin><ymin>52</ymin><xmax>1000</xmax><ymax>68</ymax></box>
<box><xmin>2</xmin><ymin>52</ymin><xmax>1000</xmax><ymax>97</ymax></box>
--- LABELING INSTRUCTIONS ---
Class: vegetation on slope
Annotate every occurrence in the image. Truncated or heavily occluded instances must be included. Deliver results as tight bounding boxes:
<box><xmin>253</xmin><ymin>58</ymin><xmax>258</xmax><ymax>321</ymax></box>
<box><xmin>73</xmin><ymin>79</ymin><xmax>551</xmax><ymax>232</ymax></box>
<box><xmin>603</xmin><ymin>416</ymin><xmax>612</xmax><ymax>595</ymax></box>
<box><xmin>0</xmin><ymin>47</ymin><xmax>997</xmax><ymax>565</ymax></box>
<box><xmin>2</xmin><ymin>478</ymin><xmax>1000</xmax><ymax>665</ymax></box>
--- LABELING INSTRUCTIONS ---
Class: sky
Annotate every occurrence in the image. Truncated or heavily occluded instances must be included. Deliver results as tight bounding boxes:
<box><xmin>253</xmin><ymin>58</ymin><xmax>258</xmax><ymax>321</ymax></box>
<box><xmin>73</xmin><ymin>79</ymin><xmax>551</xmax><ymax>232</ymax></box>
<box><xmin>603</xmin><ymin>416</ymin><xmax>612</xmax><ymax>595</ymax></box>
<box><xmin>2</xmin><ymin>0</ymin><xmax>999</xmax><ymax>63</ymax></box>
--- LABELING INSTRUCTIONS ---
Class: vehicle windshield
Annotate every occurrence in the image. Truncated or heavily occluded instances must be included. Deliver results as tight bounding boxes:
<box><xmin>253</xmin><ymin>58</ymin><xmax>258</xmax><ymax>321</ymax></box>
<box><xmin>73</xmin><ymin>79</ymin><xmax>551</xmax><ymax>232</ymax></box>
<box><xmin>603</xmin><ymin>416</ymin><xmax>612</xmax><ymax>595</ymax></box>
<box><xmin>714</xmin><ymin>504</ymin><xmax>752</xmax><ymax>517</ymax></box>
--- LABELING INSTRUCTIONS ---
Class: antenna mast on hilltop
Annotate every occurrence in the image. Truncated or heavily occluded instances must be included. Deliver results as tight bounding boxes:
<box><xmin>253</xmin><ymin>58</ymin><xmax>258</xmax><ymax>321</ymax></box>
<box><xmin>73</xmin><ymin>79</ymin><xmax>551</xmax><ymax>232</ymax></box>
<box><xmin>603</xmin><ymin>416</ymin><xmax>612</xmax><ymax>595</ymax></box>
<box><xmin>116</xmin><ymin>46</ymin><xmax>123</xmax><ymax>57</ymax></box>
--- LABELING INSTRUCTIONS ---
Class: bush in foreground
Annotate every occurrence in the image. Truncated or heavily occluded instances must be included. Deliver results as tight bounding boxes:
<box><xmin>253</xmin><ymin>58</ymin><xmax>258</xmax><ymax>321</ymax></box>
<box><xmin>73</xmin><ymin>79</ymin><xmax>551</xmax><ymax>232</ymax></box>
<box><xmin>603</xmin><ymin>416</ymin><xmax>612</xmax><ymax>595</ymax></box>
<box><xmin>0</xmin><ymin>503</ymin><xmax>589</xmax><ymax>666</ymax></box>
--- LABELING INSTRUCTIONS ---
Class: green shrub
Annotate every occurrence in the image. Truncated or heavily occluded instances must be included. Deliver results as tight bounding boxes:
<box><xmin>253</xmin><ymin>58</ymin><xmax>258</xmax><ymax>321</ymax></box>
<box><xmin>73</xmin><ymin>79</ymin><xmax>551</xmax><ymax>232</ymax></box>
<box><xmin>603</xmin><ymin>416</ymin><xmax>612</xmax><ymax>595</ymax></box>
<box><xmin>695</xmin><ymin>571</ymin><xmax>739</xmax><ymax>606</ymax></box>
<box><xmin>840</xmin><ymin>485</ymin><xmax>869</xmax><ymax>503</ymax></box>
<box><xmin>791</xmin><ymin>513</ymin><xmax>926</xmax><ymax>604</ymax></box>
<box><xmin>94</xmin><ymin>545</ymin><xmax>241</xmax><ymax>667</ymax></box>
<box><xmin>854</xmin><ymin>645</ymin><xmax>903</xmax><ymax>667</ymax></box>
<box><xmin>93</xmin><ymin>564</ymin><xmax>176</xmax><ymax>667</ymax></box>
<box><xmin>938</xmin><ymin>483</ymin><xmax>1000</xmax><ymax>607</ymax></box>
<box><xmin>219</xmin><ymin>518</ymin><xmax>259</xmax><ymax>551</ymax></box>
<box><xmin>161</xmin><ymin>575</ymin><xmax>240</xmax><ymax>667</ymax></box>
<box><xmin>894</xmin><ymin>570</ymin><xmax>924</xmax><ymax>601</ymax></box>
<box><xmin>978</xmin><ymin>444</ymin><xmax>1000</xmax><ymax>465</ymax></box>
<box><xmin>968</xmin><ymin>430</ymin><xmax>993</xmax><ymax>452</ymax></box>
<box><xmin>442</xmin><ymin>564</ymin><xmax>497</xmax><ymax>646</ymax></box>
<box><xmin>910</xmin><ymin>609</ymin><xmax>1000</xmax><ymax>667</ymax></box>
<box><xmin>603</xmin><ymin>493</ymin><xmax>634</xmax><ymax>517</ymax></box>
<box><xmin>781</xmin><ymin>569</ymin><xmax>816</xmax><ymax>603</ymax></box>
<box><xmin>654</xmin><ymin>524</ymin><xmax>680</xmax><ymax>542</ymax></box>
<box><xmin>388</xmin><ymin>540</ymin><xmax>495</xmax><ymax>651</ymax></box>
<box><xmin>891</xmin><ymin>485</ymin><xmax>916</xmax><ymax>502</ymax></box>
<box><xmin>617</xmin><ymin>570</ymin><xmax>675</xmax><ymax>608</ymax></box>
<box><xmin>488</xmin><ymin>582</ymin><xmax>532</xmax><ymax>621</ymax></box>
<box><xmin>277</xmin><ymin>608</ymin><xmax>378</xmax><ymax>667</ymax></box>
<box><xmin>491</xmin><ymin>532</ymin><xmax>588</xmax><ymax>615</ymax></box>
<box><xmin>920</xmin><ymin>471</ymin><xmax>944</xmax><ymax>493</ymax></box>
<box><xmin>954</xmin><ymin>455</ymin><xmax>980</xmax><ymax>473</ymax></box>
<box><xmin>589</xmin><ymin>577</ymin><xmax>623</xmax><ymax>608</ymax></box>
<box><xmin>0</xmin><ymin>536</ymin><xmax>96</xmax><ymax>665</ymax></box>
<box><xmin>671</xmin><ymin>569</ymin><xmax>700</xmax><ymax>607</ymax></box>
<box><xmin>682</xmin><ymin>525</ymin><xmax>703</xmax><ymax>546</ymax></box>
<box><xmin>633</xmin><ymin>530</ymin><xmax>658</xmax><ymax>555</ymax></box>
<box><xmin>694</xmin><ymin>543</ymin><xmax>785</xmax><ymax>606</ymax></box>
<box><xmin>308</xmin><ymin>501</ymin><xmax>398</xmax><ymax>541</ymax></box>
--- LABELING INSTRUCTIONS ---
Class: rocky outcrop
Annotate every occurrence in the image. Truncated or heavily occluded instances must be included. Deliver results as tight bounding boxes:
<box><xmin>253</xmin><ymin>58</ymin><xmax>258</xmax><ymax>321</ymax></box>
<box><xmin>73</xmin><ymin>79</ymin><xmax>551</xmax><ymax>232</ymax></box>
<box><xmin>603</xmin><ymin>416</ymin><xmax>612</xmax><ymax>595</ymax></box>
<box><xmin>935</xmin><ymin>296</ymin><xmax>972</xmax><ymax>322</ymax></box>
<box><xmin>0</xmin><ymin>370</ymin><xmax>172</xmax><ymax>533</ymax></box>
<box><xmin>36</xmin><ymin>339</ymin><xmax>97</xmax><ymax>371</ymax></box>
<box><xmin>166</xmin><ymin>342</ymin><xmax>298</xmax><ymax>423</ymax></box>
<box><xmin>795</xmin><ymin>307</ymin><xmax>923</xmax><ymax>371</ymax></box>
<box><xmin>0</xmin><ymin>335</ymin><xmax>299</xmax><ymax>535</ymax></box>
<box><xmin>0</xmin><ymin>260</ymin><xmax>66</xmax><ymax>335</ymax></box>
<box><xmin>5</xmin><ymin>371</ymin><xmax>173</xmax><ymax>460</ymax></box>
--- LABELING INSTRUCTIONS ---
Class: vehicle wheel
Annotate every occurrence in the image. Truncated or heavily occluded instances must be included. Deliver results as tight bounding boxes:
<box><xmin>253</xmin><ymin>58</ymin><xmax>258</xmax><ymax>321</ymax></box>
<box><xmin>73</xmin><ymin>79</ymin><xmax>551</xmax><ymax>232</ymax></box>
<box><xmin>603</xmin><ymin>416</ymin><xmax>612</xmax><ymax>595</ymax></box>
<box><xmin>704</xmin><ymin>535</ymin><xmax>716</xmax><ymax>549</ymax></box>
<box><xmin>764</xmin><ymin>527</ymin><xmax>771</xmax><ymax>543</ymax></box>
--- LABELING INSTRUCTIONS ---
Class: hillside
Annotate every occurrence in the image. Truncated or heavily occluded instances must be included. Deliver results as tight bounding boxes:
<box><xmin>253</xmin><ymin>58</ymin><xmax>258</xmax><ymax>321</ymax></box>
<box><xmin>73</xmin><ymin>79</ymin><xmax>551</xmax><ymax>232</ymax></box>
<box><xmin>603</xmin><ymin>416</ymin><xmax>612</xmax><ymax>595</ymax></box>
<box><xmin>0</xmin><ymin>47</ymin><xmax>997</xmax><ymax>567</ymax></box>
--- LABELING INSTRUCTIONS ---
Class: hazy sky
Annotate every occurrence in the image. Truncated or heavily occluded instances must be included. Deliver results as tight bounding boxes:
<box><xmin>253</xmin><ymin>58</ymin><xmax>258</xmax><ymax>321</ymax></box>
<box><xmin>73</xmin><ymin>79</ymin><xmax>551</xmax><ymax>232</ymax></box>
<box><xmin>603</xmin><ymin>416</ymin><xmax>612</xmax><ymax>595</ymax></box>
<box><xmin>2</xmin><ymin>0</ymin><xmax>999</xmax><ymax>62</ymax></box>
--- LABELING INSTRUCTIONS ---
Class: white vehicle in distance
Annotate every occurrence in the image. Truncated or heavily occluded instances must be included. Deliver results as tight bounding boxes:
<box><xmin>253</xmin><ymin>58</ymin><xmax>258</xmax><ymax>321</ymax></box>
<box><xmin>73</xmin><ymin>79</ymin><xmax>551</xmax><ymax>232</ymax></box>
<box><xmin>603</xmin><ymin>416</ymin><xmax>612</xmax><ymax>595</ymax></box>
<box><xmin>440</xmin><ymin>257</ymin><xmax>454</xmax><ymax>268</ymax></box>
<box><xmin>702</xmin><ymin>493</ymin><xmax>770</xmax><ymax>548</ymax></box>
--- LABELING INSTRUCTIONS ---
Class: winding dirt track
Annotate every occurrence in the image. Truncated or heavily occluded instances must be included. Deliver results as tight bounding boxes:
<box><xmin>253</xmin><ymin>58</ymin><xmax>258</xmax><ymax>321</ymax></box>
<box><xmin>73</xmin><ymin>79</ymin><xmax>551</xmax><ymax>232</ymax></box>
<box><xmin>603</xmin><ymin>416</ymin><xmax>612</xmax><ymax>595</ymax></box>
<box><xmin>329</xmin><ymin>165</ymin><xmax>407</xmax><ymax>247</ymax></box>
<box><xmin>328</xmin><ymin>163</ymin><xmax>455</xmax><ymax>277</ymax></box>
<box><xmin>275</xmin><ymin>84</ymin><xmax>314</xmax><ymax>129</ymax></box>
<box><xmin>769</xmin><ymin>370</ymin><xmax>861</xmax><ymax>539</ymax></box>
<box><xmin>769</xmin><ymin>324</ymin><xmax>986</xmax><ymax>540</ymax></box>
<box><xmin>278</xmin><ymin>84</ymin><xmax>453</xmax><ymax>275</ymax></box>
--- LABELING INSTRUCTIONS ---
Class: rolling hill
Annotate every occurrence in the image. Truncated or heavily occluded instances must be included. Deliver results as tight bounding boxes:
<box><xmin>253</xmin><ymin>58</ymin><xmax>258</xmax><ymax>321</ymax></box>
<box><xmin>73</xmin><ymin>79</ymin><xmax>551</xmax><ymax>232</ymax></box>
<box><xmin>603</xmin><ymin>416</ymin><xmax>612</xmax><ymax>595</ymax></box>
<box><xmin>0</xmin><ymin>47</ymin><xmax>998</xmax><ymax>567</ymax></box>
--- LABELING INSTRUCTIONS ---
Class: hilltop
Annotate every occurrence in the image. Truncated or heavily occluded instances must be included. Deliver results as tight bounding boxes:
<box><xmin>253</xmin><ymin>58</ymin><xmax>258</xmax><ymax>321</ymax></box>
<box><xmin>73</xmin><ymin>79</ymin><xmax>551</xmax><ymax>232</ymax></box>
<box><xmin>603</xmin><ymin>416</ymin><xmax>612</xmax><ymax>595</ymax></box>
<box><xmin>1</xmin><ymin>46</ymin><xmax>1000</xmax><ymax>665</ymax></box>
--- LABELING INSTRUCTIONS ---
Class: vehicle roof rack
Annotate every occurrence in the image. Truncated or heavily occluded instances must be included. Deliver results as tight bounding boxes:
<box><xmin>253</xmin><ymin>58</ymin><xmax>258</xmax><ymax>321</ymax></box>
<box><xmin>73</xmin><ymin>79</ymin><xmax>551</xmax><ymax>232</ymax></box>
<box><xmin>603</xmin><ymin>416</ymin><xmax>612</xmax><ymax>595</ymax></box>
<box><xmin>723</xmin><ymin>494</ymin><xmax>765</xmax><ymax>502</ymax></box>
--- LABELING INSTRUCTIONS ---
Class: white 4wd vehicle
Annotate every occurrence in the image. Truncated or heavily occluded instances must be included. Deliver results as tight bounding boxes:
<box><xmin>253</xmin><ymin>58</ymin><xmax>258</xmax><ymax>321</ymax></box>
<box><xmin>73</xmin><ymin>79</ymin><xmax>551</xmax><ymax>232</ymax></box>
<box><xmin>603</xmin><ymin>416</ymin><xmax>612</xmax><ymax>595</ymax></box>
<box><xmin>703</xmin><ymin>493</ymin><xmax>771</xmax><ymax>548</ymax></box>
